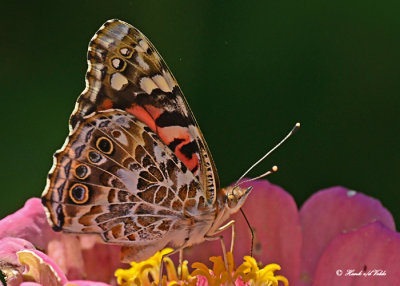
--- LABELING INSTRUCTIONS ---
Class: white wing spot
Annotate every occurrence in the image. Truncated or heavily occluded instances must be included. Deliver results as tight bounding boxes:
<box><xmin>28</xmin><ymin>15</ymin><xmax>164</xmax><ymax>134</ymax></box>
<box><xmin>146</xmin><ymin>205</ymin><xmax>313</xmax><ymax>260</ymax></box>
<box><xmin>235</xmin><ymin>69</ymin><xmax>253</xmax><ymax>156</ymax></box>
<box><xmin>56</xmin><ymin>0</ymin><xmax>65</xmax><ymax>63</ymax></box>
<box><xmin>92</xmin><ymin>63</ymin><xmax>105</xmax><ymax>80</ymax></box>
<box><xmin>112</xmin><ymin>58</ymin><xmax>124</xmax><ymax>70</ymax></box>
<box><xmin>112</xmin><ymin>129</ymin><xmax>128</xmax><ymax>145</ymax></box>
<box><xmin>110</xmin><ymin>73</ymin><xmax>129</xmax><ymax>91</ymax></box>
<box><xmin>88</xmin><ymin>80</ymin><xmax>102</xmax><ymax>102</ymax></box>
<box><xmin>120</xmin><ymin>48</ymin><xmax>129</xmax><ymax>55</ymax></box>
<box><xmin>109</xmin><ymin>23</ymin><xmax>129</xmax><ymax>40</ymax></box>
<box><xmin>139</xmin><ymin>40</ymin><xmax>149</xmax><ymax>51</ymax></box>
<box><xmin>152</xmin><ymin>75</ymin><xmax>172</xmax><ymax>92</ymax></box>
<box><xmin>136</xmin><ymin>55</ymin><xmax>149</xmax><ymax>70</ymax></box>
<box><xmin>97</xmin><ymin>35</ymin><xmax>113</xmax><ymax>49</ymax></box>
<box><xmin>120</xmin><ymin>47</ymin><xmax>132</xmax><ymax>58</ymax></box>
<box><xmin>140</xmin><ymin>77</ymin><xmax>158</xmax><ymax>94</ymax></box>
<box><xmin>162</xmin><ymin>70</ymin><xmax>176</xmax><ymax>91</ymax></box>
<box><xmin>117</xmin><ymin>169</ymin><xmax>139</xmax><ymax>193</ymax></box>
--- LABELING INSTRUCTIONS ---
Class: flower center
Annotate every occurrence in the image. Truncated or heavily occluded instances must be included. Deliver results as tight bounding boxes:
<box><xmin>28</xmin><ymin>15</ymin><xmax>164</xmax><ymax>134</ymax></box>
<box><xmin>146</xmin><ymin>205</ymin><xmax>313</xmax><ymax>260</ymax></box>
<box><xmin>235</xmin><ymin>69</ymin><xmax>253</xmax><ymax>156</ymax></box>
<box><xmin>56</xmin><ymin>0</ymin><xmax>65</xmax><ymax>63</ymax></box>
<box><xmin>115</xmin><ymin>248</ymin><xmax>289</xmax><ymax>286</ymax></box>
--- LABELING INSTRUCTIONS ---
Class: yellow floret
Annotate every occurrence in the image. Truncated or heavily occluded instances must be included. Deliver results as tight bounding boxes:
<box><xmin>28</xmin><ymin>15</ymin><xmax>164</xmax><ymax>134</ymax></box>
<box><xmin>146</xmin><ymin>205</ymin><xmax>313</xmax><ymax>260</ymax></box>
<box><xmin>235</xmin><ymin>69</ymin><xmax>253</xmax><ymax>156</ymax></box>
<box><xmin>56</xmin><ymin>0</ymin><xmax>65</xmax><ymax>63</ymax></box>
<box><xmin>115</xmin><ymin>248</ymin><xmax>288</xmax><ymax>286</ymax></box>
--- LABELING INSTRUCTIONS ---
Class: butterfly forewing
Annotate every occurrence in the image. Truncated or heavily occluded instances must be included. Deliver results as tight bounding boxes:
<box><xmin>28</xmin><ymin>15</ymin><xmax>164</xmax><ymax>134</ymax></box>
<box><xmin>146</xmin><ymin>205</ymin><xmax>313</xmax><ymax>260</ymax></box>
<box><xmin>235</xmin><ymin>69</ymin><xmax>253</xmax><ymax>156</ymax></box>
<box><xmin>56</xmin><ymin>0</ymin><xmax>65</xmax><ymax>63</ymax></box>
<box><xmin>42</xmin><ymin>110</ymin><xmax>209</xmax><ymax>244</ymax></box>
<box><xmin>70</xmin><ymin>19</ymin><xmax>218</xmax><ymax>203</ymax></box>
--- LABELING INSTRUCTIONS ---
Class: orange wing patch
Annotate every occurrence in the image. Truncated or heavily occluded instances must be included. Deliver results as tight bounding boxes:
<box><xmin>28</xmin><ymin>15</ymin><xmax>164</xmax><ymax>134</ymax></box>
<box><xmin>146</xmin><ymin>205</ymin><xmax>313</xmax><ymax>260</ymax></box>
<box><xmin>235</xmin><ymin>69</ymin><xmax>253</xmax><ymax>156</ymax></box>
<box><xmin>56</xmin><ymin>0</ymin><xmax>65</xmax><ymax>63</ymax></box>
<box><xmin>126</xmin><ymin>104</ymin><xmax>157</xmax><ymax>132</ymax></box>
<box><xmin>99</xmin><ymin>98</ymin><xmax>113</xmax><ymax>110</ymax></box>
<box><xmin>158</xmin><ymin>126</ymin><xmax>199</xmax><ymax>173</ymax></box>
<box><xmin>126</xmin><ymin>104</ymin><xmax>200</xmax><ymax>174</ymax></box>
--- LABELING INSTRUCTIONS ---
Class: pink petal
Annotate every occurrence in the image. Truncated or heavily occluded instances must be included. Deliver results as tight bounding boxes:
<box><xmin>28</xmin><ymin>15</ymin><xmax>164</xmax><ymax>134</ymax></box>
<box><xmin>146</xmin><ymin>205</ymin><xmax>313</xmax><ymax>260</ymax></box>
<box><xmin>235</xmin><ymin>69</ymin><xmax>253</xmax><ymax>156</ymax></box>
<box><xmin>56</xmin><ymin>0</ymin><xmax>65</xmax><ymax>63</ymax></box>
<box><xmin>46</xmin><ymin>231</ymin><xmax>123</xmax><ymax>283</ymax></box>
<box><xmin>81</xmin><ymin>241</ymin><xmax>123</xmax><ymax>283</ymax></box>
<box><xmin>17</xmin><ymin>249</ymin><xmax>68</xmax><ymax>285</ymax></box>
<box><xmin>312</xmin><ymin>222</ymin><xmax>400</xmax><ymax>285</ymax></box>
<box><xmin>0</xmin><ymin>237</ymin><xmax>34</xmax><ymax>265</ymax></box>
<box><xmin>0</xmin><ymin>198</ymin><xmax>60</xmax><ymax>250</ymax></box>
<box><xmin>66</xmin><ymin>281</ymin><xmax>112</xmax><ymax>286</ymax></box>
<box><xmin>185</xmin><ymin>180</ymin><xmax>302</xmax><ymax>284</ymax></box>
<box><xmin>0</xmin><ymin>237</ymin><xmax>35</xmax><ymax>286</ymax></box>
<box><xmin>0</xmin><ymin>198</ymin><xmax>122</xmax><ymax>284</ymax></box>
<box><xmin>299</xmin><ymin>187</ymin><xmax>395</xmax><ymax>286</ymax></box>
<box><xmin>20</xmin><ymin>283</ymin><xmax>43</xmax><ymax>286</ymax></box>
<box><xmin>47</xmin><ymin>235</ymin><xmax>86</xmax><ymax>280</ymax></box>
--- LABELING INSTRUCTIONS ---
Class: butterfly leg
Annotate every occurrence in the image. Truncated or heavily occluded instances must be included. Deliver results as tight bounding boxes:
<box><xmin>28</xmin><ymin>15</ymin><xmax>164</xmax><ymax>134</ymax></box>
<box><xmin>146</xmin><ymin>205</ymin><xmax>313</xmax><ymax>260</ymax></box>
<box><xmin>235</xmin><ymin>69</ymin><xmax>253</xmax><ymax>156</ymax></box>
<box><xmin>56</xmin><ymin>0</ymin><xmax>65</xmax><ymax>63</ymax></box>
<box><xmin>204</xmin><ymin>220</ymin><xmax>236</xmax><ymax>282</ymax></box>
<box><xmin>179</xmin><ymin>248</ymin><xmax>184</xmax><ymax>280</ymax></box>
<box><xmin>213</xmin><ymin>219</ymin><xmax>236</xmax><ymax>253</ymax></box>
<box><xmin>204</xmin><ymin>234</ymin><xmax>230</xmax><ymax>278</ymax></box>
<box><xmin>158</xmin><ymin>247</ymin><xmax>185</xmax><ymax>286</ymax></box>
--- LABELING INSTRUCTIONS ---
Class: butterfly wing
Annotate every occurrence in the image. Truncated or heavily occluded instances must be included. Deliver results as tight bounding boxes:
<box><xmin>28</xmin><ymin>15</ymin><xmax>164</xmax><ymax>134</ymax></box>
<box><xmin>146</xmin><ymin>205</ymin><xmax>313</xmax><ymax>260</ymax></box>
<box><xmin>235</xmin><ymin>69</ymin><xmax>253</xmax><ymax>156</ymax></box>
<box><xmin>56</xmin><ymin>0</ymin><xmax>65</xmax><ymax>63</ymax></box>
<box><xmin>70</xmin><ymin>19</ymin><xmax>218</xmax><ymax>203</ymax></box>
<box><xmin>42</xmin><ymin>110</ymin><xmax>208</xmax><ymax>246</ymax></box>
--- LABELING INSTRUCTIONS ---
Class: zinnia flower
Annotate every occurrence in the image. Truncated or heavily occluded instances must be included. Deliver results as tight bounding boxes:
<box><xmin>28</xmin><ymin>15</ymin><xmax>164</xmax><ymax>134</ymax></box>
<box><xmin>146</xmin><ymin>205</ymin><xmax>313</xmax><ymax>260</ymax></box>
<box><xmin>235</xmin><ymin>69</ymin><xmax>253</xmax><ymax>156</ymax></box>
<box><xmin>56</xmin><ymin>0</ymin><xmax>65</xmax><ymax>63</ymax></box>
<box><xmin>184</xmin><ymin>180</ymin><xmax>400</xmax><ymax>285</ymax></box>
<box><xmin>0</xmin><ymin>180</ymin><xmax>399</xmax><ymax>285</ymax></box>
<box><xmin>0</xmin><ymin>198</ymin><xmax>122</xmax><ymax>285</ymax></box>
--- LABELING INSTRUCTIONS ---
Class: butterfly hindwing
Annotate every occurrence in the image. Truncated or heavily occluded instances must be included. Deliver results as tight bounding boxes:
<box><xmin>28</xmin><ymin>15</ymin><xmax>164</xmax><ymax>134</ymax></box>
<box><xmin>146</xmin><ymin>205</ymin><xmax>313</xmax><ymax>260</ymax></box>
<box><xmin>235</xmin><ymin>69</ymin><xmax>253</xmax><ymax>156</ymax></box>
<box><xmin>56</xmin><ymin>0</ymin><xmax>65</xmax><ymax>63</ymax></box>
<box><xmin>42</xmin><ymin>110</ymin><xmax>209</xmax><ymax>245</ymax></box>
<box><xmin>70</xmin><ymin>19</ymin><xmax>218</xmax><ymax>203</ymax></box>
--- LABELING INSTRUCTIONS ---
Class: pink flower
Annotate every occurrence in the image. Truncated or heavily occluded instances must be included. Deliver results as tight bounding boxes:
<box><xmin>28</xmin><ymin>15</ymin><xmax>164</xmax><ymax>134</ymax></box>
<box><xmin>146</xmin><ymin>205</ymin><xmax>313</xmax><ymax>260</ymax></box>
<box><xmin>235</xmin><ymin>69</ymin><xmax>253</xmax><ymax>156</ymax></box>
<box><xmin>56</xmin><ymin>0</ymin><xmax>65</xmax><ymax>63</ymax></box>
<box><xmin>184</xmin><ymin>180</ymin><xmax>400</xmax><ymax>285</ymax></box>
<box><xmin>1</xmin><ymin>181</ymin><xmax>399</xmax><ymax>285</ymax></box>
<box><xmin>0</xmin><ymin>198</ymin><xmax>123</xmax><ymax>285</ymax></box>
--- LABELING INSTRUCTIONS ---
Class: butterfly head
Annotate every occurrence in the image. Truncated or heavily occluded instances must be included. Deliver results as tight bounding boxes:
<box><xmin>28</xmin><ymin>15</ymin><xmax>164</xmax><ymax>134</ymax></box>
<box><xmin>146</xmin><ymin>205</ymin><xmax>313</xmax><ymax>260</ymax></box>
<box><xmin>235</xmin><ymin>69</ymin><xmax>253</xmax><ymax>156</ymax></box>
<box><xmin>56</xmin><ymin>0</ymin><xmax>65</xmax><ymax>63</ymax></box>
<box><xmin>221</xmin><ymin>185</ymin><xmax>253</xmax><ymax>214</ymax></box>
<box><xmin>210</xmin><ymin>185</ymin><xmax>252</xmax><ymax>235</ymax></box>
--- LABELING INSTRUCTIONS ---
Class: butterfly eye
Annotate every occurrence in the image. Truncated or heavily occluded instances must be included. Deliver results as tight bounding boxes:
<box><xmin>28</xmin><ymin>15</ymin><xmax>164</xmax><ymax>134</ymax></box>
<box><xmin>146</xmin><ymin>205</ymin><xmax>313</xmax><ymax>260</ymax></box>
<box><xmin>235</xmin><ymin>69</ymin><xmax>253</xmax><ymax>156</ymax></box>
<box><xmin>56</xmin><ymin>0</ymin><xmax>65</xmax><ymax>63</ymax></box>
<box><xmin>110</xmin><ymin>57</ymin><xmax>126</xmax><ymax>71</ymax></box>
<box><xmin>96</xmin><ymin>137</ymin><xmax>114</xmax><ymax>154</ymax></box>
<box><xmin>69</xmin><ymin>183</ymin><xmax>89</xmax><ymax>204</ymax></box>
<box><xmin>119</xmin><ymin>47</ymin><xmax>133</xmax><ymax>58</ymax></box>
<box><xmin>88</xmin><ymin>151</ymin><xmax>102</xmax><ymax>163</ymax></box>
<box><xmin>74</xmin><ymin>164</ymin><xmax>90</xmax><ymax>179</ymax></box>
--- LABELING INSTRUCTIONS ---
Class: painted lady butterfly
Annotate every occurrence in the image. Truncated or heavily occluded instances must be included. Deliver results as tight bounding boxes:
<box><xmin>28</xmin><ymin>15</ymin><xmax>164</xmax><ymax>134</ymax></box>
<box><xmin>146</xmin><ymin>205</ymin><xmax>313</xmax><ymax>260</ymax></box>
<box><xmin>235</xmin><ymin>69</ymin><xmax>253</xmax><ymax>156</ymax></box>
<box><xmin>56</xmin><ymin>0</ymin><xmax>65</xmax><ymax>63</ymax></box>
<box><xmin>41</xmin><ymin>19</ymin><xmax>254</xmax><ymax>263</ymax></box>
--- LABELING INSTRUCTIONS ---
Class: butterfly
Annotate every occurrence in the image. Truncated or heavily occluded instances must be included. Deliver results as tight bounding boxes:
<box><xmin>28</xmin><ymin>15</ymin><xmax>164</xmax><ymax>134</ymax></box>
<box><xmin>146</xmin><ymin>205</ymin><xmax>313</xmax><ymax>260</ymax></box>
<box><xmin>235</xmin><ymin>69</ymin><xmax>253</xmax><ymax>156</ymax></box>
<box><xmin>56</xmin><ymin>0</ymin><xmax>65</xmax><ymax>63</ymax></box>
<box><xmin>41</xmin><ymin>19</ymin><xmax>253</xmax><ymax>263</ymax></box>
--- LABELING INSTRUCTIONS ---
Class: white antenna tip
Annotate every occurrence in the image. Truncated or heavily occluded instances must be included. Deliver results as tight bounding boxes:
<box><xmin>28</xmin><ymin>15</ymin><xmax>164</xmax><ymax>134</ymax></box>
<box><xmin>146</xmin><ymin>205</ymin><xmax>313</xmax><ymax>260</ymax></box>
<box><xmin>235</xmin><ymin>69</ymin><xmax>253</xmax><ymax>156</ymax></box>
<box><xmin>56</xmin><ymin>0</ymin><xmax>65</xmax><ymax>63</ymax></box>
<box><xmin>272</xmin><ymin>165</ymin><xmax>278</xmax><ymax>172</ymax></box>
<box><xmin>291</xmin><ymin>122</ymin><xmax>301</xmax><ymax>134</ymax></box>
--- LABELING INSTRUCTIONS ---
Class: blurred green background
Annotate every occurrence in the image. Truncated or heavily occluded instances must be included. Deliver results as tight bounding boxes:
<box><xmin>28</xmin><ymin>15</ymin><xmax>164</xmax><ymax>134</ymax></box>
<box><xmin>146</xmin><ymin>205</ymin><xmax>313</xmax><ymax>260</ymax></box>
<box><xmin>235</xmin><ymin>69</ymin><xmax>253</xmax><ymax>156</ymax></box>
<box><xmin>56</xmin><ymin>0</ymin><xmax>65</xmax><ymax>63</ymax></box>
<box><xmin>1</xmin><ymin>1</ymin><xmax>399</xmax><ymax>226</ymax></box>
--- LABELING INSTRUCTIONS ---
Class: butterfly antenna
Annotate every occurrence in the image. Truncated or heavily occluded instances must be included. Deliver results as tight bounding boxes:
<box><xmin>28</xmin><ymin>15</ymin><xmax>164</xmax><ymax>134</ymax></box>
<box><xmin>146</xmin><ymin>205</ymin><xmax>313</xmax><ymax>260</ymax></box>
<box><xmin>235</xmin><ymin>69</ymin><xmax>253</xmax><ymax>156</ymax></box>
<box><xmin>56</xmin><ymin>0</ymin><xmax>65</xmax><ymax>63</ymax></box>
<box><xmin>233</xmin><ymin>122</ymin><xmax>300</xmax><ymax>188</ymax></box>
<box><xmin>236</xmin><ymin>165</ymin><xmax>278</xmax><ymax>187</ymax></box>
<box><xmin>236</xmin><ymin>122</ymin><xmax>300</xmax><ymax>257</ymax></box>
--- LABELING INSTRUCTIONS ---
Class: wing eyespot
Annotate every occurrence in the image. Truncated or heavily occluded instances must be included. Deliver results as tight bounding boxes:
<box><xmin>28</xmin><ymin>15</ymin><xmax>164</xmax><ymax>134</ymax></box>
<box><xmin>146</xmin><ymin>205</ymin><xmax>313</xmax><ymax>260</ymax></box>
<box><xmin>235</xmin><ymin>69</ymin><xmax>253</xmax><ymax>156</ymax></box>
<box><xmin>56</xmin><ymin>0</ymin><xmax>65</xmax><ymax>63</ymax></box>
<box><xmin>69</xmin><ymin>183</ymin><xmax>90</xmax><ymax>204</ymax></box>
<box><xmin>88</xmin><ymin>151</ymin><xmax>102</xmax><ymax>163</ymax></box>
<box><xmin>96</xmin><ymin>137</ymin><xmax>114</xmax><ymax>155</ymax></box>
<box><xmin>74</xmin><ymin>164</ymin><xmax>90</xmax><ymax>180</ymax></box>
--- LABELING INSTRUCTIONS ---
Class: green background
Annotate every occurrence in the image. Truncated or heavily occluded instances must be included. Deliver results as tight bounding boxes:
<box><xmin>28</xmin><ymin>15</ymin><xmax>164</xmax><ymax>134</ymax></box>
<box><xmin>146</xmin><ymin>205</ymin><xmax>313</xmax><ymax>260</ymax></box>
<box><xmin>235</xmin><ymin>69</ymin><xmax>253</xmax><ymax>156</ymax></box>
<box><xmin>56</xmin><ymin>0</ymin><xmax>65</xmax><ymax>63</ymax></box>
<box><xmin>1</xmin><ymin>1</ymin><xmax>399</xmax><ymax>226</ymax></box>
